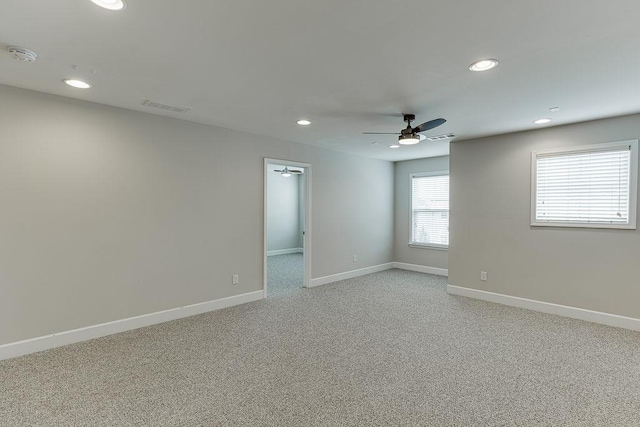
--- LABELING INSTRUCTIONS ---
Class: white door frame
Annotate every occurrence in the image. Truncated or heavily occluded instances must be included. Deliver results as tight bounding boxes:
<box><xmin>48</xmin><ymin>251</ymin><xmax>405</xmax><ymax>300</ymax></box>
<box><xmin>264</xmin><ymin>158</ymin><xmax>312</xmax><ymax>297</ymax></box>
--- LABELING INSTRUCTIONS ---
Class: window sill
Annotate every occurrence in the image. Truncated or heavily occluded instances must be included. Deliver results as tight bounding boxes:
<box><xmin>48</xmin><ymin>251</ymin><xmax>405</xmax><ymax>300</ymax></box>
<box><xmin>531</xmin><ymin>221</ymin><xmax>637</xmax><ymax>230</ymax></box>
<box><xmin>408</xmin><ymin>243</ymin><xmax>448</xmax><ymax>251</ymax></box>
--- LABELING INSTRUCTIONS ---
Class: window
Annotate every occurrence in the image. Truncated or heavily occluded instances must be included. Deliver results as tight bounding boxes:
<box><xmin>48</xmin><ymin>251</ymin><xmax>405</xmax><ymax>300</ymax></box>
<box><xmin>410</xmin><ymin>172</ymin><xmax>449</xmax><ymax>248</ymax></box>
<box><xmin>531</xmin><ymin>140</ymin><xmax>638</xmax><ymax>229</ymax></box>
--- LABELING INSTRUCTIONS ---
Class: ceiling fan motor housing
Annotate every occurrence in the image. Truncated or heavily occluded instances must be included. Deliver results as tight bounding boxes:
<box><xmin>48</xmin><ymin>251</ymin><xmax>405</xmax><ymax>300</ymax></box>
<box><xmin>402</xmin><ymin>114</ymin><xmax>417</xmax><ymax>136</ymax></box>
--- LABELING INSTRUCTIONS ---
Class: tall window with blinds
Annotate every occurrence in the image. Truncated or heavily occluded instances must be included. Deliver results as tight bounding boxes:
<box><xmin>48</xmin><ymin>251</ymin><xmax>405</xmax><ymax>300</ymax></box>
<box><xmin>411</xmin><ymin>172</ymin><xmax>449</xmax><ymax>247</ymax></box>
<box><xmin>531</xmin><ymin>140</ymin><xmax>638</xmax><ymax>229</ymax></box>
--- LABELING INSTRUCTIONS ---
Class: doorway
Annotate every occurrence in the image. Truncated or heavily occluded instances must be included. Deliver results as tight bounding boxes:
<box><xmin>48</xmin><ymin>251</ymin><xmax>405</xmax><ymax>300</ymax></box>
<box><xmin>264</xmin><ymin>158</ymin><xmax>311</xmax><ymax>297</ymax></box>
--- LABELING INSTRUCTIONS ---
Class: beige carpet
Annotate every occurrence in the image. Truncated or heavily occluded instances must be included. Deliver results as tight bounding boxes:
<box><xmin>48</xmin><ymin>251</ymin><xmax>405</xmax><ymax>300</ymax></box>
<box><xmin>2</xmin><ymin>270</ymin><xmax>640</xmax><ymax>426</ymax></box>
<box><xmin>267</xmin><ymin>253</ymin><xmax>303</xmax><ymax>297</ymax></box>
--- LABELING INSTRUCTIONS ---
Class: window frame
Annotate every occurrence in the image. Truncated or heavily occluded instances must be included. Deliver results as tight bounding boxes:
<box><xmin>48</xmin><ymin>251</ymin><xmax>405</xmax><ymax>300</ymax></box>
<box><xmin>530</xmin><ymin>139</ymin><xmax>638</xmax><ymax>230</ymax></box>
<box><xmin>409</xmin><ymin>171</ymin><xmax>450</xmax><ymax>250</ymax></box>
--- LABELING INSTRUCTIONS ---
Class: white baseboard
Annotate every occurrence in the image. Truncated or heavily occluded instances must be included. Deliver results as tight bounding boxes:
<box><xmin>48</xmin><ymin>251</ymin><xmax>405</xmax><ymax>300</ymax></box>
<box><xmin>447</xmin><ymin>285</ymin><xmax>640</xmax><ymax>332</ymax></box>
<box><xmin>267</xmin><ymin>248</ymin><xmax>303</xmax><ymax>256</ymax></box>
<box><xmin>393</xmin><ymin>262</ymin><xmax>448</xmax><ymax>277</ymax></box>
<box><xmin>309</xmin><ymin>263</ymin><xmax>394</xmax><ymax>288</ymax></box>
<box><xmin>0</xmin><ymin>290</ymin><xmax>264</xmax><ymax>361</ymax></box>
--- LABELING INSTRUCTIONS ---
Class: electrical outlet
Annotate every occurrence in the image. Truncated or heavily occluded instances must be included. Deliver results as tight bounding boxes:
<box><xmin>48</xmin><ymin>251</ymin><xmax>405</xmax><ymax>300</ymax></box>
<box><xmin>480</xmin><ymin>271</ymin><xmax>488</xmax><ymax>281</ymax></box>
<box><xmin>353</xmin><ymin>255</ymin><xmax>357</xmax><ymax>263</ymax></box>
<box><xmin>232</xmin><ymin>274</ymin><xmax>239</xmax><ymax>285</ymax></box>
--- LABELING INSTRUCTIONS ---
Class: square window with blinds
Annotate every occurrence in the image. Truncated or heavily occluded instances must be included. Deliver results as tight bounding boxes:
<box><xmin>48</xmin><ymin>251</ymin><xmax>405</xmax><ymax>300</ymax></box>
<box><xmin>531</xmin><ymin>140</ymin><xmax>638</xmax><ymax>229</ymax></box>
<box><xmin>411</xmin><ymin>173</ymin><xmax>449</xmax><ymax>247</ymax></box>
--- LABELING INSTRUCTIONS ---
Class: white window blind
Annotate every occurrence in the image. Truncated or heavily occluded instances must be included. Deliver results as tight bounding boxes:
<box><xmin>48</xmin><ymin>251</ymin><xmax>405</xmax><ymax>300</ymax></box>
<box><xmin>411</xmin><ymin>174</ymin><xmax>449</xmax><ymax>247</ymax></box>
<box><xmin>532</xmin><ymin>140</ymin><xmax>638</xmax><ymax>229</ymax></box>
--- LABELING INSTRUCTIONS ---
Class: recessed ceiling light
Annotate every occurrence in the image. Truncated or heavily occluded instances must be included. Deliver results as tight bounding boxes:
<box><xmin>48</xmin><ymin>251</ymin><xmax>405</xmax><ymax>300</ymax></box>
<box><xmin>296</xmin><ymin>119</ymin><xmax>311</xmax><ymax>126</ymax></box>
<box><xmin>534</xmin><ymin>118</ymin><xmax>552</xmax><ymax>125</ymax></box>
<box><xmin>89</xmin><ymin>0</ymin><xmax>126</xmax><ymax>10</ymax></box>
<box><xmin>389</xmin><ymin>145</ymin><xmax>400</xmax><ymax>149</ymax></box>
<box><xmin>64</xmin><ymin>79</ymin><xmax>92</xmax><ymax>89</ymax></box>
<box><xmin>469</xmin><ymin>58</ymin><xmax>499</xmax><ymax>72</ymax></box>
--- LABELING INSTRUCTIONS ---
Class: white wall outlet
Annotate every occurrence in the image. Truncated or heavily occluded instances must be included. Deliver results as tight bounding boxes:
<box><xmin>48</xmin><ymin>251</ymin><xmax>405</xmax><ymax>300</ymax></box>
<box><xmin>480</xmin><ymin>271</ymin><xmax>488</xmax><ymax>281</ymax></box>
<box><xmin>353</xmin><ymin>255</ymin><xmax>357</xmax><ymax>263</ymax></box>
<box><xmin>232</xmin><ymin>274</ymin><xmax>239</xmax><ymax>285</ymax></box>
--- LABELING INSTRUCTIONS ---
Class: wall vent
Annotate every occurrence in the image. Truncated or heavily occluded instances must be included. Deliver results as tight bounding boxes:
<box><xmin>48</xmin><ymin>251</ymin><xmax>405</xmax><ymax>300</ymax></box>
<box><xmin>426</xmin><ymin>133</ymin><xmax>455</xmax><ymax>141</ymax></box>
<box><xmin>142</xmin><ymin>100</ymin><xmax>191</xmax><ymax>114</ymax></box>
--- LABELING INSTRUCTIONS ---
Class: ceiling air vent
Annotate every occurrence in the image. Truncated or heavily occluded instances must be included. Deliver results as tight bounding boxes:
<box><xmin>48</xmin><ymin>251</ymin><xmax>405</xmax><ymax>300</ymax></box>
<box><xmin>426</xmin><ymin>133</ymin><xmax>455</xmax><ymax>142</ymax></box>
<box><xmin>142</xmin><ymin>100</ymin><xmax>190</xmax><ymax>114</ymax></box>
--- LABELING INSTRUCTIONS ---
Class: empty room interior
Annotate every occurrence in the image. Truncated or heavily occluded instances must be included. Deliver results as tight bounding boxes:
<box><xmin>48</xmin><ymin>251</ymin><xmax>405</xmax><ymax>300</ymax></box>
<box><xmin>2</xmin><ymin>1</ymin><xmax>640</xmax><ymax>425</ymax></box>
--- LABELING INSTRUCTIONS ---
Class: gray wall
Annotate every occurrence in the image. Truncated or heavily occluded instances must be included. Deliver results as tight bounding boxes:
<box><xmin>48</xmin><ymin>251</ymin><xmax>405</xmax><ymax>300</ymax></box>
<box><xmin>0</xmin><ymin>85</ymin><xmax>394</xmax><ymax>345</ymax></box>
<box><xmin>267</xmin><ymin>171</ymin><xmax>301</xmax><ymax>251</ymax></box>
<box><xmin>449</xmin><ymin>114</ymin><xmax>640</xmax><ymax>318</ymax></box>
<box><xmin>394</xmin><ymin>156</ymin><xmax>449</xmax><ymax>269</ymax></box>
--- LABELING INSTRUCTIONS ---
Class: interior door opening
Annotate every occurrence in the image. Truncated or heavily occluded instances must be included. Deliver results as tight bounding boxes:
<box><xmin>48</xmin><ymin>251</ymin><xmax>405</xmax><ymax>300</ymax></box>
<box><xmin>264</xmin><ymin>159</ymin><xmax>311</xmax><ymax>297</ymax></box>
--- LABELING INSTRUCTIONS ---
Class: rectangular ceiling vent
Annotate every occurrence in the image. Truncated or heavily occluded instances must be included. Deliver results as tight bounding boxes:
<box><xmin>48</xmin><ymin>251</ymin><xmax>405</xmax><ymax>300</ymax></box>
<box><xmin>142</xmin><ymin>100</ymin><xmax>191</xmax><ymax>114</ymax></box>
<box><xmin>426</xmin><ymin>133</ymin><xmax>456</xmax><ymax>141</ymax></box>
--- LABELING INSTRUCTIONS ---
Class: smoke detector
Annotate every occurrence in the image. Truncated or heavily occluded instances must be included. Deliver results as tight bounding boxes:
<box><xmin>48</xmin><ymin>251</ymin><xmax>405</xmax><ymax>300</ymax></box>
<box><xmin>8</xmin><ymin>47</ymin><xmax>37</xmax><ymax>63</ymax></box>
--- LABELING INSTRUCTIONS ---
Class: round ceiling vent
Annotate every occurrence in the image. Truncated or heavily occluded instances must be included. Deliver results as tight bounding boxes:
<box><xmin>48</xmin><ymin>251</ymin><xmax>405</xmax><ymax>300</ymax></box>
<box><xmin>8</xmin><ymin>46</ymin><xmax>37</xmax><ymax>63</ymax></box>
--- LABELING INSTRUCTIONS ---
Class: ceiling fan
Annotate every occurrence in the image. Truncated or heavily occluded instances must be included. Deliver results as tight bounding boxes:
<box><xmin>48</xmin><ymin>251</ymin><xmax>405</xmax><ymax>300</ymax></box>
<box><xmin>363</xmin><ymin>114</ymin><xmax>446</xmax><ymax>145</ymax></box>
<box><xmin>274</xmin><ymin>166</ymin><xmax>303</xmax><ymax>177</ymax></box>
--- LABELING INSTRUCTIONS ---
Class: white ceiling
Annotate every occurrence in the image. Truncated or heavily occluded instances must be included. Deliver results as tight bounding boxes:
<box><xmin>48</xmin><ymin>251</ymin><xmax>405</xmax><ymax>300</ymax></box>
<box><xmin>2</xmin><ymin>0</ymin><xmax>640</xmax><ymax>161</ymax></box>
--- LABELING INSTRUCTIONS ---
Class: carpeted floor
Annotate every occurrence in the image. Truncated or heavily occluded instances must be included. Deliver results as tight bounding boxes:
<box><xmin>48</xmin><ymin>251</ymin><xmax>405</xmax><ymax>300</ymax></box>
<box><xmin>267</xmin><ymin>253</ymin><xmax>303</xmax><ymax>297</ymax></box>
<box><xmin>2</xmin><ymin>269</ymin><xmax>640</xmax><ymax>426</ymax></box>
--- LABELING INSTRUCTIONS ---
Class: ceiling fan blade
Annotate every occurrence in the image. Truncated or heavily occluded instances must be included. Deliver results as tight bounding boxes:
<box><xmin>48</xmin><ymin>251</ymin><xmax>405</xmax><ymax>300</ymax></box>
<box><xmin>413</xmin><ymin>118</ymin><xmax>446</xmax><ymax>133</ymax></box>
<box><xmin>289</xmin><ymin>170</ymin><xmax>303</xmax><ymax>174</ymax></box>
<box><xmin>362</xmin><ymin>132</ymin><xmax>401</xmax><ymax>135</ymax></box>
<box><xmin>274</xmin><ymin>169</ymin><xmax>284</xmax><ymax>173</ymax></box>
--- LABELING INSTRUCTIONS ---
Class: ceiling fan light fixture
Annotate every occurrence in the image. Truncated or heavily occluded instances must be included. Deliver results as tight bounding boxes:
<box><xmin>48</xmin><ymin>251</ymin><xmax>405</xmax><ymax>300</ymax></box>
<box><xmin>469</xmin><ymin>58</ymin><xmax>499</xmax><ymax>72</ymax></box>
<box><xmin>275</xmin><ymin>166</ymin><xmax>303</xmax><ymax>177</ymax></box>
<box><xmin>398</xmin><ymin>134</ymin><xmax>420</xmax><ymax>145</ymax></box>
